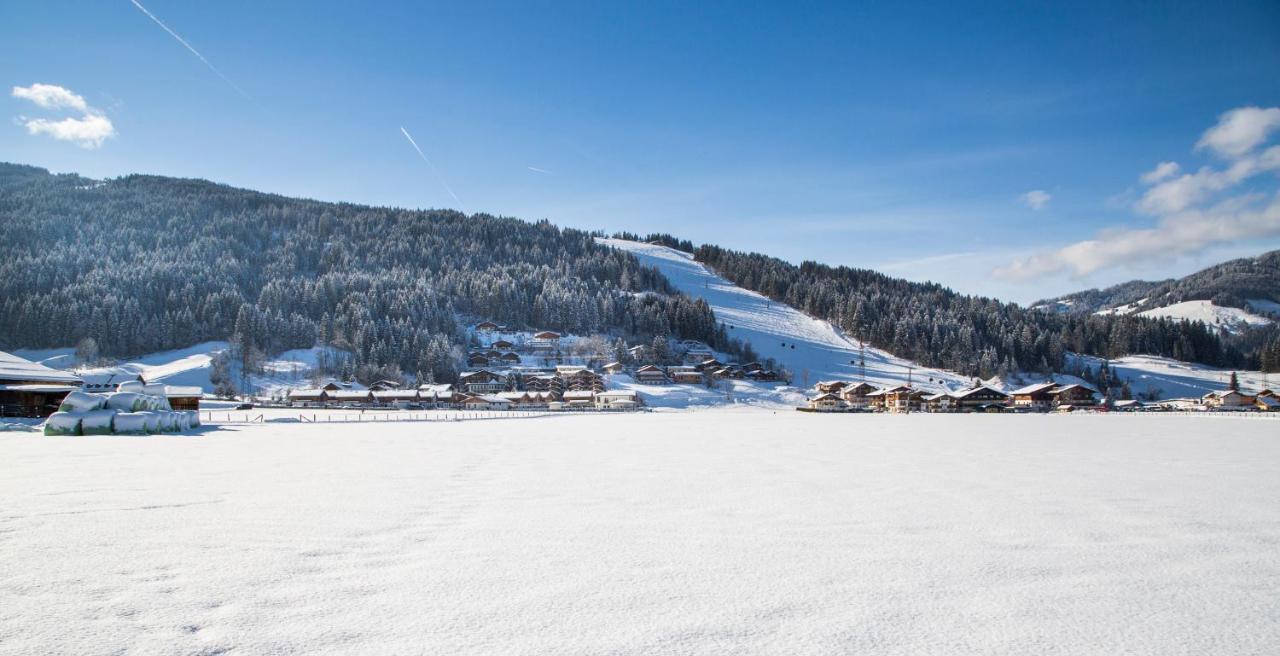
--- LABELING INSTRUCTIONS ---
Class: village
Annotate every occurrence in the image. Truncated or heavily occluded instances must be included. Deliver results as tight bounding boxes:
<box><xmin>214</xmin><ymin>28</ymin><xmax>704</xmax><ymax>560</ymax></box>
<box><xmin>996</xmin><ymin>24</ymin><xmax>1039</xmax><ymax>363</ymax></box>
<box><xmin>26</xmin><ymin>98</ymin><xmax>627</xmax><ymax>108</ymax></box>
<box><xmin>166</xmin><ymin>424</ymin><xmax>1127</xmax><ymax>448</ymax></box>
<box><xmin>802</xmin><ymin>378</ymin><xmax>1280</xmax><ymax>413</ymax></box>
<box><xmin>2</xmin><ymin>317</ymin><xmax>1277</xmax><ymax>426</ymax></box>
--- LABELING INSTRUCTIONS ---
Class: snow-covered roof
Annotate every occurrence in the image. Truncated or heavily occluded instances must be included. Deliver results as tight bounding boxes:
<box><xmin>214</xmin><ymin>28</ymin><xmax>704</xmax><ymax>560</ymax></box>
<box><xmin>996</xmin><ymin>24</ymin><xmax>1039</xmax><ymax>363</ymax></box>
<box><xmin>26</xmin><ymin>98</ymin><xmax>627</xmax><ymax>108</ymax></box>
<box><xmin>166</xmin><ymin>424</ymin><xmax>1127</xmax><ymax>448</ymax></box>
<box><xmin>330</xmin><ymin>390</ymin><xmax>373</xmax><ymax>400</ymax></box>
<box><xmin>465</xmin><ymin>395</ymin><xmax>511</xmax><ymax>404</ymax></box>
<box><xmin>954</xmin><ymin>385</ymin><xmax>1009</xmax><ymax>399</ymax></box>
<box><xmin>562</xmin><ymin>390</ymin><xmax>596</xmax><ymax>400</ymax></box>
<box><xmin>809</xmin><ymin>393</ymin><xmax>842</xmax><ymax>402</ymax></box>
<box><xmin>1009</xmin><ymin>382</ymin><xmax>1057</xmax><ymax>395</ymax></box>
<box><xmin>418</xmin><ymin>384</ymin><xmax>453</xmax><ymax>393</ymax></box>
<box><xmin>1051</xmin><ymin>384</ymin><xmax>1096</xmax><ymax>395</ymax></box>
<box><xmin>0</xmin><ymin>351</ymin><xmax>82</xmax><ymax>385</ymax></box>
<box><xmin>373</xmin><ymin>390</ymin><xmax>419</xmax><ymax>399</ymax></box>
<box><xmin>596</xmin><ymin>390</ymin><xmax>638</xmax><ymax>399</ymax></box>
<box><xmin>0</xmin><ymin>383</ymin><xmax>79</xmax><ymax>393</ymax></box>
<box><xmin>289</xmin><ymin>388</ymin><xmax>328</xmax><ymax>398</ymax></box>
<box><xmin>1256</xmin><ymin>396</ymin><xmax>1279</xmax><ymax>408</ymax></box>
<box><xmin>163</xmin><ymin>385</ymin><xmax>203</xmax><ymax>397</ymax></box>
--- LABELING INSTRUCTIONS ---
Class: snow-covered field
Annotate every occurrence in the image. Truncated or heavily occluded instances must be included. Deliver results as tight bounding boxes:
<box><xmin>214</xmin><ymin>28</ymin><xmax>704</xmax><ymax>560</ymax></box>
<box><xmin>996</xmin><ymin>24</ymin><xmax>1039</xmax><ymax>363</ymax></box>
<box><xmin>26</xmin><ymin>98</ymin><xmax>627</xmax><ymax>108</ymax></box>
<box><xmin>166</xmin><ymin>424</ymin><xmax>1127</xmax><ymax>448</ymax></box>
<box><xmin>1136</xmin><ymin>300</ymin><xmax>1272</xmax><ymax>333</ymax></box>
<box><xmin>600</xmin><ymin>239</ymin><xmax>972</xmax><ymax>391</ymax></box>
<box><xmin>3</xmin><ymin>411</ymin><xmax>1278</xmax><ymax>655</ymax></box>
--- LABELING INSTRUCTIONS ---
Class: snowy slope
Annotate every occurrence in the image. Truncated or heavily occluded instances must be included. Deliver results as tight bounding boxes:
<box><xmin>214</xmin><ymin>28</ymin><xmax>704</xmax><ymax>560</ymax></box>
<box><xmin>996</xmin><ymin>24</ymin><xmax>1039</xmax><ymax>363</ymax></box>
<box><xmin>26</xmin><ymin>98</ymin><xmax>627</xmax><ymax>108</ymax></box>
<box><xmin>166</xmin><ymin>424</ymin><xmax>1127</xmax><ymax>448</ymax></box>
<box><xmin>1136</xmin><ymin>300</ymin><xmax>1271</xmax><ymax>332</ymax></box>
<box><xmin>58</xmin><ymin>342</ymin><xmax>343</xmax><ymax>395</ymax></box>
<box><xmin>1069</xmin><ymin>353</ymin><xmax>1276</xmax><ymax>400</ymax></box>
<box><xmin>601</xmin><ymin>239</ymin><xmax>973</xmax><ymax>391</ymax></box>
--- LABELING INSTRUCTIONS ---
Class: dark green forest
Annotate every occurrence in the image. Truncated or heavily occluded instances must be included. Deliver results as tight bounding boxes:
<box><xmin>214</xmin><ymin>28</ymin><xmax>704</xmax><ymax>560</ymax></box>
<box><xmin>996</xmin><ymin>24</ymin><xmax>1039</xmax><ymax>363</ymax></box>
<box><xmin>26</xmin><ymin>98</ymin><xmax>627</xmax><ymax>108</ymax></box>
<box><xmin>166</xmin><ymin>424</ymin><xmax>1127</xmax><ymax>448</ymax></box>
<box><xmin>0</xmin><ymin>163</ymin><xmax>737</xmax><ymax>382</ymax></box>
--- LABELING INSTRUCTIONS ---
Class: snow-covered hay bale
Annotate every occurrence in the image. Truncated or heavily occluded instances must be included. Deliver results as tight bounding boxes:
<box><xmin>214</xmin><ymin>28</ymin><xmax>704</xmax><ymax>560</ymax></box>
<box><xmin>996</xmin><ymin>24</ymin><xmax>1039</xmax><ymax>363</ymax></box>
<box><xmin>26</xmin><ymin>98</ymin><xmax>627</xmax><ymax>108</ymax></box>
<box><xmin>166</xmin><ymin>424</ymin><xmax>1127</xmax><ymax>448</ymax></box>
<box><xmin>162</xmin><ymin>411</ymin><xmax>181</xmax><ymax>432</ymax></box>
<box><xmin>134</xmin><ymin>411</ymin><xmax>161</xmax><ymax>434</ymax></box>
<box><xmin>58</xmin><ymin>391</ymin><xmax>105</xmax><ymax>413</ymax></box>
<box><xmin>44</xmin><ymin>412</ymin><xmax>85</xmax><ymax>436</ymax></box>
<box><xmin>176</xmin><ymin>412</ymin><xmax>191</xmax><ymax>431</ymax></box>
<box><xmin>113</xmin><ymin>412</ymin><xmax>148</xmax><ymax>435</ymax></box>
<box><xmin>186</xmin><ymin>410</ymin><xmax>200</xmax><ymax>428</ymax></box>
<box><xmin>142</xmin><ymin>383</ymin><xmax>167</xmax><ymax>397</ymax></box>
<box><xmin>146</xmin><ymin>395</ymin><xmax>172</xmax><ymax>411</ymax></box>
<box><xmin>80</xmin><ymin>409</ymin><xmax>117</xmax><ymax>436</ymax></box>
<box><xmin>104</xmin><ymin>392</ymin><xmax>147</xmax><ymax>412</ymax></box>
<box><xmin>116</xmin><ymin>380</ymin><xmax>145</xmax><ymax>393</ymax></box>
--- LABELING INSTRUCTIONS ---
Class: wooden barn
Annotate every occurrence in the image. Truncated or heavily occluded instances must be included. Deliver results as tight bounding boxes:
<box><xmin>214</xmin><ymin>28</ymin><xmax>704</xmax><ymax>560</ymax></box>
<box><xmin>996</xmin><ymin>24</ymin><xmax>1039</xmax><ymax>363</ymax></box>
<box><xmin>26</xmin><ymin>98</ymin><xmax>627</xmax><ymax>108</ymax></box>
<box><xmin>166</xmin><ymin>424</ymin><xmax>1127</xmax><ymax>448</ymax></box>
<box><xmin>0</xmin><ymin>350</ymin><xmax>83</xmax><ymax>418</ymax></box>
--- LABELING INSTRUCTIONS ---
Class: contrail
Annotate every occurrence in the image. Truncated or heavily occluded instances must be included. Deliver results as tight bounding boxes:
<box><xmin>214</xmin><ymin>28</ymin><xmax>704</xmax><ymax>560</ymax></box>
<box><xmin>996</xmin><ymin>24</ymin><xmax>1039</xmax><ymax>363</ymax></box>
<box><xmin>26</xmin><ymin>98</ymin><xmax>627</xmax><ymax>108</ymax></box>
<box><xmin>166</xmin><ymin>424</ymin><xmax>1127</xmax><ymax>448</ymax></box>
<box><xmin>128</xmin><ymin>0</ymin><xmax>251</xmax><ymax>100</ymax></box>
<box><xmin>400</xmin><ymin>127</ymin><xmax>464</xmax><ymax>211</ymax></box>
<box><xmin>527</xmin><ymin>166</ymin><xmax>551</xmax><ymax>174</ymax></box>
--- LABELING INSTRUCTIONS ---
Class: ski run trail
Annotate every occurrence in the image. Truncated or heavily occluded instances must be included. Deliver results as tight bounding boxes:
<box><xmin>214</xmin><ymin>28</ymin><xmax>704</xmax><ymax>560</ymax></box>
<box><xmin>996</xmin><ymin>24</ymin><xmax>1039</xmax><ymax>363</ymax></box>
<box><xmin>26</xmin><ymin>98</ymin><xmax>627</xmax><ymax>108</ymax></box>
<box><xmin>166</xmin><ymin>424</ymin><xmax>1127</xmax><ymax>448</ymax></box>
<box><xmin>600</xmin><ymin>239</ymin><xmax>972</xmax><ymax>391</ymax></box>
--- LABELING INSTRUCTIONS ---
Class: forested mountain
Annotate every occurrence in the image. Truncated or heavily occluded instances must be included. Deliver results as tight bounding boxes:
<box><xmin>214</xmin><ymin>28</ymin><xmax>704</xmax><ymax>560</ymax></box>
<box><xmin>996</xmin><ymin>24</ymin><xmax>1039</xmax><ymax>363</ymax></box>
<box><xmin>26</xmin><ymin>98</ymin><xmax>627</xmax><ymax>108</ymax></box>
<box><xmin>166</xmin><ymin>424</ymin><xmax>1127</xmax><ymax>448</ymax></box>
<box><xmin>0</xmin><ymin>163</ymin><xmax>737</xmax><ymax>382</ymax></box>
<box><xmin>1031</xmin><ymin>280</ymin><xmax>1166</xmax><ymax>315</ymax></box>
<box><xmin>693</xmin><ymin>245</ymin><xmax>1249</xmax><ymax>376</ymax></box>
<box><xmin>1033</xmin><ymin>251</ymin><xmax>1280</xmax><ymax>316</ymax></box>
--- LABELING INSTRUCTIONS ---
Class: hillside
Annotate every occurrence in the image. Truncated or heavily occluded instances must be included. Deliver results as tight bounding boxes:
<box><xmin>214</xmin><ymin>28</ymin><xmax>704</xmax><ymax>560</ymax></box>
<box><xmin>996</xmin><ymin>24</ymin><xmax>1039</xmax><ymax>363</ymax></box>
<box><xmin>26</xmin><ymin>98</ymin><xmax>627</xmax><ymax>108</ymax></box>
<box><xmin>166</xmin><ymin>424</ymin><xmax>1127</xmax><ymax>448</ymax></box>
<box><xmin>601</xmin><ymin>239</ymin><xmax>973</xmax><ymax>391</ymax></box>
<box><xmin>0</xmin><ymin>163</ymin><xmax>733</xmax><ymax>382</ymax></box>
<box><xmin>1034</xmin><ymin>251</ymin><xmax>1280</xmax><ymax>326</ymax></box>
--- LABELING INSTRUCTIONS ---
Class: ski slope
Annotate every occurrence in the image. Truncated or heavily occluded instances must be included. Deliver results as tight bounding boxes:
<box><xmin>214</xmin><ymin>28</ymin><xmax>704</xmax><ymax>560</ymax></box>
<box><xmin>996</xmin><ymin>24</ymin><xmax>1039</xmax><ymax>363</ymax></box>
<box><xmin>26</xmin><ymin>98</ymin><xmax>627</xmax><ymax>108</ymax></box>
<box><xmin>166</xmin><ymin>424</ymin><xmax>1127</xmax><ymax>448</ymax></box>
<box><xmin>601</xmin><ymin>239</ymin><xmax>972</xmax><ymax>391</ymax></box>
<box><xmin>1136</xmin><ymin>300</ymin><xmax>1271</xmax><ymax>333</ymax></box>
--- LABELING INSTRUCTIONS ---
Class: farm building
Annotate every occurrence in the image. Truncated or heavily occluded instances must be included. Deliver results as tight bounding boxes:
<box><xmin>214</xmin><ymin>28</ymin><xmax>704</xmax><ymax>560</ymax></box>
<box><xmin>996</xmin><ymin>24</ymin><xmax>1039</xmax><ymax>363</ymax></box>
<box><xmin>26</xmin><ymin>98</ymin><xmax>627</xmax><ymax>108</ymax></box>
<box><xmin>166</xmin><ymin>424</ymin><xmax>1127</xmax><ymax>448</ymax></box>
<box><xmin>164</xmin><ymin>386</ymin><xmax>204</xmax><ymax>411</ymax></box>
<box><xmin>0</xmin><ymin>350</ymin><xmax>83</xmax><ymax>418</ymax></box>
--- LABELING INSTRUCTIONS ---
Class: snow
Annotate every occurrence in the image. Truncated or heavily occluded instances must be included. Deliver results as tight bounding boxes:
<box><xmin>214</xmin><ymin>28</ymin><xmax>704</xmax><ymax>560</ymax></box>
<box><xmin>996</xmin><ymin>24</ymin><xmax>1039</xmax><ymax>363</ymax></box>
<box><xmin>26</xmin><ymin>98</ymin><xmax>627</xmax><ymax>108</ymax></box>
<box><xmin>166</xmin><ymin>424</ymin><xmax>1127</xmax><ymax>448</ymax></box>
<box><xmin>600</xmin><ymin>239</ymin><xmax>972</xmax><ymax>392</ymax></box>
<box><xmin>0</xmin><ymin>350</ymin><xmax>81</xmax><ymax>384</ymax></box>
<box><xmin>1068</xmin><ymin>353</ymin><xmax>1276</xmax><ymax>400</ymax></box>
<box><xmin>1092</xmin><ymin>298</ymin><xmax>1145</xmax><ymax>316</ymax></box>
<box><xmin>1136</xmin><ymin>300</ymin><xmax>1271</xmax><ymax>332</ymax></box>
<box><xmin>3</xmin><ymin>410</ymin><xmax>1279</xmax><ymax>654</ymax></box>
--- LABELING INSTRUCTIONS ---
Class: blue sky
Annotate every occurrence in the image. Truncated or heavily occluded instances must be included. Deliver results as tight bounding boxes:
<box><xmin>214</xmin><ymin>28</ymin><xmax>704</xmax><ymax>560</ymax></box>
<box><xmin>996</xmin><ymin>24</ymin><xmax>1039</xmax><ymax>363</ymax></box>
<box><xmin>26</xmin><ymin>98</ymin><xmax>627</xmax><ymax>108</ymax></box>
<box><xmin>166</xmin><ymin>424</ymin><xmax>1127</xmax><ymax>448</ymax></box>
<box><xmin>3</xmin><ymin>1</ymin><xmax>1279</xmax><ymax>304</ymax></box>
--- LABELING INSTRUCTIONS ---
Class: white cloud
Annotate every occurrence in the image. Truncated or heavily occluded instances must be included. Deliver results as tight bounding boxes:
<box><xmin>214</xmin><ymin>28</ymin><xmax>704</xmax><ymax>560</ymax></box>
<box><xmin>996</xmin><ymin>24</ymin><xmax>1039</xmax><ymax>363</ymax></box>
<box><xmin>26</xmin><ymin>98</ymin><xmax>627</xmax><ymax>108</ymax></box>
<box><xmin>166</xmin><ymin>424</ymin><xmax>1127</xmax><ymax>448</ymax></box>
<box><xmin>1139</xmin><ymin>161</ymin><xmax>1180</xmax><ymax>184</ymax></box>
<box><xmin>11</xmin><ymin>83</ymin><xmax>115</xmax><ymax>149</ymax></box>
<box><xmin>1196</xmin><ymin>106</ymin><xmax>1280</xmax><ymax>159</ymax></box>
<box><xmin>993</xmin><ymin>194</ymin><xmax>1280</xmax><ymax>280</ymax></box>
<box><xmin>1138</xmin><ymin>146</ymin><xmax>1280</xmax><ymax>215</ymax></box>
<box><xmin>1020</xmin><ymin>189</ymin><xmax>1051</xmax><ymax>210</ymax></box>
<box><xmin>21</xmin><ymin>115</ymin><xmax>116</xmax><ymax>149</ymax></box>
<box><xmin>995</xmin><ymin>105</ymin><xmax>1280</xmax><ymax>282</ymax></box>
<box><xmin>11</xmin><ymin>83</ymin><xmax>89</xmax><ymax>112</ymax></box>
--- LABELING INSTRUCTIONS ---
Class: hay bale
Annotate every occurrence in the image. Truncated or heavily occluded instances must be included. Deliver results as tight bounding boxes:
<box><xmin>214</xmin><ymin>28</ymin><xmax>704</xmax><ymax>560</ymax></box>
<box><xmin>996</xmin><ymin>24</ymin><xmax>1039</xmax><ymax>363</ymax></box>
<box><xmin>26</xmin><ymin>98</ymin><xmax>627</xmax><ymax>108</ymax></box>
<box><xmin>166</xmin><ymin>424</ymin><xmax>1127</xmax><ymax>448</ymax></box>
<box><xmin>105</xmin><ymin>392</ymin><xmax>147</xmax><ymax>412</ymax></box>
<box><xmin>113</xmin><ymin>412</ymin><xmax>148</xmax><ymax>435</ymax></box>
<box><xmin>187</xmin><ymin>410</ymin><xmax>201</xmax><ymax>428</ymax></box>
<box><xmin>44</xmin><ymin>412</ymin><xmax>85</xmax><ymax>436</ymax></box>
<box><xmin>58</xmin><ymin>391</ymin><xmax>105</xmax><ymax>413</ymax></box>
<box><xmin>142</xmin><ymin>383</ymin><xmax>167</xmax><ymax>397</ymax></box>
<box><xmin>80</xmin><ymin>409</ymin><xmax>117</xmax><ymax>435</ymax></box>
<box><xmin>135</xmin><ymin>411</ymin><xmax>161</xmax><ymax>434</ymax></box>
<box><xmin>116</xmin><ymin>380</ymin><xmax>145</xmax><ymax>393</ymax></box>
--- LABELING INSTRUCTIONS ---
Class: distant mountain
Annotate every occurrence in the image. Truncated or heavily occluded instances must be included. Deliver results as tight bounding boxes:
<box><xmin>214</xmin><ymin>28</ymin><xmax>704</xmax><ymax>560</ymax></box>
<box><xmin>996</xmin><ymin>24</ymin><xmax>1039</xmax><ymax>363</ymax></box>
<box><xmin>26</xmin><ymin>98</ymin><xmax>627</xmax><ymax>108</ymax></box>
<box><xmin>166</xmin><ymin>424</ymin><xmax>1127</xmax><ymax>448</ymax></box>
<box><xmin>1033</xmin><ymin>251</ymin><xmax>1280</xmax><ymax>326</ymax></box>
<box><xmin>1031</xmin><ymin>279</ymin><xmax>1168</xmax><ymax>316</ymax></box>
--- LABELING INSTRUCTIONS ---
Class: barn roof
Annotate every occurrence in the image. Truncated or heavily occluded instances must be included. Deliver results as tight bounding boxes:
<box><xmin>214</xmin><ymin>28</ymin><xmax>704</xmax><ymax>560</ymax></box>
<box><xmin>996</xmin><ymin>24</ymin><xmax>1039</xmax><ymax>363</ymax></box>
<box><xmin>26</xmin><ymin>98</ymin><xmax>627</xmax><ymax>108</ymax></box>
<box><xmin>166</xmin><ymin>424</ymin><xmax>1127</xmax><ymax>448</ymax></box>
<box><xmin>0</xmin><ymin>351</ymin><xmax>82</xmax><ymax>385</ymax></box>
